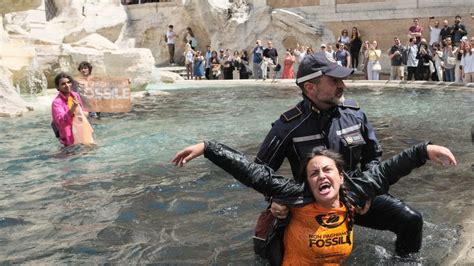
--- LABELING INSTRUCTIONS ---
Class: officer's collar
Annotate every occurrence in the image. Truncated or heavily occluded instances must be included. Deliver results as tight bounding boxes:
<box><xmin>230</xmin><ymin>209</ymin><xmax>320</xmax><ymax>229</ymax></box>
<box><xmin>302</xmin><ymin>94</ymin><xmax>339</xmax><ymax>115</ymax></box>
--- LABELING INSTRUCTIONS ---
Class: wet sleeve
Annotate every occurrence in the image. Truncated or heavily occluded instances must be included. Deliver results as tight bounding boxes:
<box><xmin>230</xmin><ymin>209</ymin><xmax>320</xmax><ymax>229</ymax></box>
<box><xmin>346</xmin><ymin>142</ymin><xmax>429</xmax><ymax>206</ymax></box>
<box><xmin>204</xmin><ymin>140</ymin><xmax>303</xmax><ymax>198</ymax></box>
<box><xmin>359</xmin><ymin>110</ymin><xmax>382</xmax><ymax>171</ymax></box>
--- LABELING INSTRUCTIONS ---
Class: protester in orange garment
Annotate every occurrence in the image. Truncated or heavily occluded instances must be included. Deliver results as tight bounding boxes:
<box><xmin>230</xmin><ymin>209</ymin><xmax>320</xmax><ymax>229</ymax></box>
<box><xmin>172</xmin><ymin>141</ymin><xmax>456</xmax><ymax>265</ymax></box>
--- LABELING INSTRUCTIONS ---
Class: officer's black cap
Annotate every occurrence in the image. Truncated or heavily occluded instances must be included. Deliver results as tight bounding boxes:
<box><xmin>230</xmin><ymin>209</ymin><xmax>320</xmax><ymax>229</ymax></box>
<box><xmin>296</xmin><ymin>52</ymin><xmax>354</xmax><ymax>85</ymax></box>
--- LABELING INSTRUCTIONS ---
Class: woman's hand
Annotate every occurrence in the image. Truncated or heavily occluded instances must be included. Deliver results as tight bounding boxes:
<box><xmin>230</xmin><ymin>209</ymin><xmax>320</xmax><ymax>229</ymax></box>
<box><xmin>69</xmin><ymin>98</ymin><xmax>79</xmax><ymax>115</ymax></box>
<box><xmin>172</xmin><ymin>142</ymin><xmax>205</xmax><ymax>167</ymax></box>
<box><xmin>271</xmin><ymin>201</ymin><xmax>289</xmax><ymax>219</ymax></box>
<box><xmin>427</xmin><ymin>144</ymin><xmax>457</xmax><ymax>166</ymax></box>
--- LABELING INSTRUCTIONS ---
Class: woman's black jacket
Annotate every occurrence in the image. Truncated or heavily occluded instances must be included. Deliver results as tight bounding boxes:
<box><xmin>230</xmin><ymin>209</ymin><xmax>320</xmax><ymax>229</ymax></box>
<box><xmin>203</xmin><ymin>140</ymin><xmax>430</xmax><ymax>208</ymax></box>
<box><xmin>203</xmin><ymin>140</ymin><xmax>430</xmax><ymax>264</ymax></box>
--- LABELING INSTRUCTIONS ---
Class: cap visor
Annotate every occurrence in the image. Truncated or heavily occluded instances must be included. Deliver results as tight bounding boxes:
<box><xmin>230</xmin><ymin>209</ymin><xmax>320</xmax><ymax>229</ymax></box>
<box><xmin>325</xmin><ymin>65</ymin><xmax>354</xmax><ymax>79</ymax></box>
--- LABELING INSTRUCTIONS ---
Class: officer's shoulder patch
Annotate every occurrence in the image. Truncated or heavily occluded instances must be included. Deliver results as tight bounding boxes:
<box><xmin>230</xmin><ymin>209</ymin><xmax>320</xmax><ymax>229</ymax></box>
<box><xmin>280</xmin><ymin>106</ymin><xmax>303</xmax><ymax>122</ymax></box>
<box><xmin>340</xmin><ymin>99</ymin><xmax>360</xmax><ymax>110</ymax></box>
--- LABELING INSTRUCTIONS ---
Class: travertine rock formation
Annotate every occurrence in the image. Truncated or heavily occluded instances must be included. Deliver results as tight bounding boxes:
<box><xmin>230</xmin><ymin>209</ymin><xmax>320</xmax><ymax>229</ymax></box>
<box><xmin>126</xmin><ymin>0</ymin><xmax>331</xmax><ymax>66</ymax></box>
<box><xmin>0</xmin><ymin>66</ymin><xmax>33</xmax><ymax>117</ymax></box>
<box><xmin>1</xmin><ymin>0</ymin><xmax>156</xmax><ymax>116</ymax></box>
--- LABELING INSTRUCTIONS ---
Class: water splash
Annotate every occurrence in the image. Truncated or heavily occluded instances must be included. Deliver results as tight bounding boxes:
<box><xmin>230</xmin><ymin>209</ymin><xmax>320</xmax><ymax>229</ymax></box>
<box><xmin>17</xmin><ymin>57</ymin><xmax>47</xmax><ymax>96</ymax></box>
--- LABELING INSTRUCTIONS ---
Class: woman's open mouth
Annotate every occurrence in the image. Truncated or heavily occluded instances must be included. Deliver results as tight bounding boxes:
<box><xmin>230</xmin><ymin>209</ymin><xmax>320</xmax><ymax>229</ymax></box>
<box><xmin>319</xmin><ymin>181</ymin><xmax>332</xmax><ymax>195</ymax></box>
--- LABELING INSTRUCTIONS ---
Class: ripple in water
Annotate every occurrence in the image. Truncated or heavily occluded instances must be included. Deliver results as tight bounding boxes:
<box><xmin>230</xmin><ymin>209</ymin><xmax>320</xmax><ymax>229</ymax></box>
<box><xmin>0</xmin><ymin>86</ymin><xmax>472</xmax><ymax>264</ymax></box>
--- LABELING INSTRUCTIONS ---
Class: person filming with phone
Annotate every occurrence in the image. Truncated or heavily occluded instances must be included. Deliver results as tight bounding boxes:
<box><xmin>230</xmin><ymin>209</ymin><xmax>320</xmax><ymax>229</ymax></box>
<box><xmin>451</xmin><ymin>15</ymin><xmax>468</xmax><ymax>45</ymax></box>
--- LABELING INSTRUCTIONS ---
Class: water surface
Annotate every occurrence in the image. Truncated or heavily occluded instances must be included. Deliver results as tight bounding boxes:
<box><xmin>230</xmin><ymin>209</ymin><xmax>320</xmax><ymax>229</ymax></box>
<box><xmin>1</xmin><ymin>85</ymin><xmax>473</xmax><ymax>264</ymax></box>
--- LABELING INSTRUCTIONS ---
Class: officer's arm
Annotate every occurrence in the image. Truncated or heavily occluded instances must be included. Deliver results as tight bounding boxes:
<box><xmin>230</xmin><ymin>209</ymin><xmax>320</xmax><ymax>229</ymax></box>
<box><xmin>255</xmin><ymin>123</ymin><xmax>288</xmax><ymax>171</ymax></box>
<box><xmin>360</xmin><ymin>110</ymin><xmax>382</xmax><ymax>171</ymax></box>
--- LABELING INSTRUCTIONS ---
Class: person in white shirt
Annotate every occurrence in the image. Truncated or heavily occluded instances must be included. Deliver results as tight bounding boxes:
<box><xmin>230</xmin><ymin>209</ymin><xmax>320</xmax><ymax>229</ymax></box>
<box><xmin>337</xmin><ymin>29</ymin><xmax>351</xmax><ymax>46</ymax></box>
<box><xmin>428</xmin><ymin>18</ymin><xmax>441</xmax><ymax>51</ymax></box>
<box><xmin>406</xmin><ymin>38</ymin><xmax>419</xmax><ymax>81</ymax></box>
<box><xmin>183</xmin><ymin>43</ymin><xmax>194</xmax><ymax>80</ymax></box>
<box><xmin>460</xmin><ymin>38</ymin><xmax>474</xmax><ymax>83</ymax></box>
<box><xmin>166</xmin><ymin>24</ymin><xmax>177</xmax><ymax>65</ymax></box>
<box><xmin>431</xmin><ymin>42</ymin><xmax>444</xmax><ymax>81</ymax></box>
<box><xmin>320</xmin><ymin>43</ymin><xmax>335</xmax><ymax>63</ymax></box>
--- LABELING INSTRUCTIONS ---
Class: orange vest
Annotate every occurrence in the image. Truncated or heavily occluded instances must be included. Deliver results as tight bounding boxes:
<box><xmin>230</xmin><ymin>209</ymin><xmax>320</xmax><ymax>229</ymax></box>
<box><xmin>283</xmin><ymin>203</ymin><xmax>353</xmax><ymax>265</ymax></box>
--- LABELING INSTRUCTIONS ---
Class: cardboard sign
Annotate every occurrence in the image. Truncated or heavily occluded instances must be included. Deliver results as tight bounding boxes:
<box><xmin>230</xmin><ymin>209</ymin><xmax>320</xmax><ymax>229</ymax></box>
<box><xmin>75</xmin><ymin>77</ymin><xmax>131</xmax><ymax>113</ymax></box>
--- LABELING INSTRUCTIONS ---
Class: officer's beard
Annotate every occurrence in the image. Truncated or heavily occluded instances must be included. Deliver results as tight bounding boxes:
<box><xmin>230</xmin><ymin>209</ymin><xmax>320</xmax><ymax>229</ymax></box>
<box><xmin>330</xmin><ymin>87</ymin><xmax>345</xmax><ymax>105</ymax></box>
<box><xmin>333</xmin><ymin>94</ymin><xmax>345</xmax><ymax>105</ymax></box>
<box><xmin>312</xmin><ymin>86</ymin><xmax>345</xmax><ymax>108</ymax></box>
<box><xmin>317</xmin><ymin>94</ymin><xmax>345</xmax><ymax>107</ymax></box>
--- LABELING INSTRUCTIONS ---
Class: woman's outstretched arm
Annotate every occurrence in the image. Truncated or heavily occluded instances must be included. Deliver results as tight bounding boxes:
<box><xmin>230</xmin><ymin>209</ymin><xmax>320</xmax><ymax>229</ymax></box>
<box><xmin>347</xmin><ymin>142</ymin><xmax>457</xmax><ymax>206</ymax></box>
<box><xmin>172</xmin><ymin>141</ymin><xmax>304</xmax><ymax>199</ymax></box>
<box><xmin>171</xmin><ymin>142</ymin><xmax>205</xmax><ymax>167</ymax></box>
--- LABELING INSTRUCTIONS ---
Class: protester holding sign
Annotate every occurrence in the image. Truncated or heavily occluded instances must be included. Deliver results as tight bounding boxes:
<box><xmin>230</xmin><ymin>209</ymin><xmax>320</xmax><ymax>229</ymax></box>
<box><xmin>75</xmin><ymin>61</ymin><xmax>100</xmax><ymax>118</ymax></box>
<box><xmin>51</xmin><ymin>72</ymin><xmax>94</xmax><ymax>147</ymax></box>
<box><xmin>74</xmin><ymin>61</ymin><xmax>132</xmax><ymax>114</ymax></box>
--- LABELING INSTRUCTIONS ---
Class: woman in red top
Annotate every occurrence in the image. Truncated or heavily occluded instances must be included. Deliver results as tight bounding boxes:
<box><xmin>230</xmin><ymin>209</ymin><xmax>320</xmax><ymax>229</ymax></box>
<box><xmin>281</xmin><ymin>50</ymin><xmax>296</xmax><ymax>79</ymax></box>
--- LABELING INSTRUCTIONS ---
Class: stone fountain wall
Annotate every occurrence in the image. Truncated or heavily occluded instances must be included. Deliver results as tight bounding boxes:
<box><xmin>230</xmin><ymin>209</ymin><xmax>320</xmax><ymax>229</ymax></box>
<box><xmin>125</xmin><ymin>0</ymin><xmax>474</xmax><ymax>68</ymax></box>
<box><xmin>1</xmin><ymin>0</ymin><xmax>474</xmax><ymax>117</ymax></box>
<box><xmin>125</xmin><ymin>0</ymin><xmax>332</xmax><ymax>66</ymax></box>
<box><xmin>0</xmin><ymin>0</ymin><xmax>156</xmax><ymax>116</ymax></box>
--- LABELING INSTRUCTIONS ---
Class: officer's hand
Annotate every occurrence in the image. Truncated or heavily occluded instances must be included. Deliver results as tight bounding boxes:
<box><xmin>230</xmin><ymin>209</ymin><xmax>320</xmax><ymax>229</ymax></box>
<box><xmin>354</xmin><ymin>200</ymin><xmax>371</xmax><ymax>215</ymax></box>
<box><xmin>271</xmin><ymin>201</ymin><xmax>289</xmax><ymax>219</ymax></box>
<box><xmin>427</xmin><ymin>144</ymin><xmax>457</xmax><ymax>166</ymax></box>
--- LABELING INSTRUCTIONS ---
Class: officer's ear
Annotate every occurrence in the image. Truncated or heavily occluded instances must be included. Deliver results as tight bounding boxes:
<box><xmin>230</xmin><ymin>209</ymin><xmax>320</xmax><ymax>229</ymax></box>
<box><xmin>303</xmin><ymin>81</ymin><xmax>316</xmax><ymax>96</ymax></box>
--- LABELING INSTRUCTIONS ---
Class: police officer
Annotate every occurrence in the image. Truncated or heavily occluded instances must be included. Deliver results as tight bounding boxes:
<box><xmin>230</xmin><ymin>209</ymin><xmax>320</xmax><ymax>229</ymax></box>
<box><xmin>255</xmin><ymin>52</ymin><xmax>423</xmax><ymax>256</ymax></box>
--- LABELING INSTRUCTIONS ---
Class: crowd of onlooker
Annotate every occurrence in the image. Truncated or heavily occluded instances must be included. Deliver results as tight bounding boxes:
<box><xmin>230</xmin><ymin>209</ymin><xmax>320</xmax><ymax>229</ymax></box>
<box><xmin>383</xmin><ymin>15</ymin><xmax>471</xmax><ymax>83</ymax></box>
<box><xmin>166</xmin><ymin>15</ymin><xmax>472</xmax><ymax>83</ymax></box>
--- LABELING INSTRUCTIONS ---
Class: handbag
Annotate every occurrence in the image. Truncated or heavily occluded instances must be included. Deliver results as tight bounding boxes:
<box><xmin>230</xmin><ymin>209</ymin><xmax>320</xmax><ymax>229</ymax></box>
<box><xmin>253</xmin><ymin>208</ymin><xmax>289</xmax><ymax>265</ymax></box>
<box><xmin>372</xmin><ymin>61</ymin><xmax>382</xmax><ymax>72</ymax></box>
<box><xmin>447</xmin><ymin>56</ymin><xmax>457</xmax><ymax>65</ymax></box>
<box><xmin>274</xmin><ymin>64</ymin><xmax>282</xmax><ymax>72</ymax></box>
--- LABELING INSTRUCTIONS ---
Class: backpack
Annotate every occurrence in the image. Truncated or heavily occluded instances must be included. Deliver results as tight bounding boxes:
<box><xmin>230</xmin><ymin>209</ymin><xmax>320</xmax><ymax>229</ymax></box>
<box><xmin>402</xmin><ymin>47</ymin><xmax>409</xmax><ymax>65</ymax></box>
<box><xmin>51</xmin><ymin>121</ymin><xmax>60</xmax><ymax>138</ymax></box>
<box><xmin>191</xmin><ymin>37</ymin><xmax>198</xmax><ymax>48</ymax></box>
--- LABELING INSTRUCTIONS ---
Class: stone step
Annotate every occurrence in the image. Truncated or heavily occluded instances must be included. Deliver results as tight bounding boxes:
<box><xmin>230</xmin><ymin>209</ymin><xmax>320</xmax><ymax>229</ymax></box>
<box><xmin>29</xmin><ymin>22</ymin><xmax>46</xmax><ymax>30</ymax></box>
<box><xmin>159</xmin><ymin>66</ymin><xmax>188</xmax><ymax>78</ymax></box>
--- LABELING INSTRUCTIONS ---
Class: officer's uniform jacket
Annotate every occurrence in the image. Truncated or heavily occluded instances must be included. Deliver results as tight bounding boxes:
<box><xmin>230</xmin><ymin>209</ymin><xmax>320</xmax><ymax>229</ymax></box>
<box><xmin>256</xmin><ymin>97</ymin><xmax>382</xmax><ymax>183</ymax></box>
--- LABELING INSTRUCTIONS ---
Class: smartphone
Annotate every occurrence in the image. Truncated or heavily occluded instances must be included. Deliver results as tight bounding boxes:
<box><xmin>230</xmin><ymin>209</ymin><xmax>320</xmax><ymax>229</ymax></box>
<box><xmin>429</xmin><ymin>16</ymin><xmax>435</xmax><ymax>19</ymax></box>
